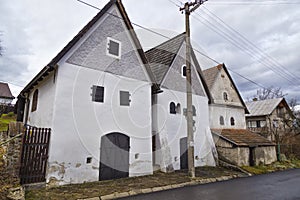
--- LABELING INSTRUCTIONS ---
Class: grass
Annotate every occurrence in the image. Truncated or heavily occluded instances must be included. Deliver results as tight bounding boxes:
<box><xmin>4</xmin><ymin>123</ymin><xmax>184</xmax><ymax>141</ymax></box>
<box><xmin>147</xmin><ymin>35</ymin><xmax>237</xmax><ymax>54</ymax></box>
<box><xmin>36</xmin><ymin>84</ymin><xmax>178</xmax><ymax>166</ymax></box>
<box><xmin>242</xmin><ymin>159</ymin><xmax>300</xmax><ymax>175</ymax></box>
<box><xmin>0</xmin><ymin>112</ymin><xmax>16</xmax><ymax>132</ymax></box>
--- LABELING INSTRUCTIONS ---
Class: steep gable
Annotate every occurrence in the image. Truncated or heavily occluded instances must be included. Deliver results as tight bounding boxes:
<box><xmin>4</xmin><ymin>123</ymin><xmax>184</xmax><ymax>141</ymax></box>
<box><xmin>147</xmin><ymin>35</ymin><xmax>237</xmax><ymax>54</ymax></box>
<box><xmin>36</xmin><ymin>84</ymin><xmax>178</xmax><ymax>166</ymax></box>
<box><xmin>0</xmin><ymin>82</ymin><xmax>14</xmax><ymax>99</ymax></box>
<box><xmin>20</xmin><ymin>0</ymin><xmax>158</xmax><ymax>95</ymax></box>
<box><xmin>146</xmin><ymin>33</ymin><xmax>211</xmax><ymax>98</ymax></box>
<box><xmin>203</xmin><ymin>64</ymin><xmax>249</xmax><ymax>113</ymax></box>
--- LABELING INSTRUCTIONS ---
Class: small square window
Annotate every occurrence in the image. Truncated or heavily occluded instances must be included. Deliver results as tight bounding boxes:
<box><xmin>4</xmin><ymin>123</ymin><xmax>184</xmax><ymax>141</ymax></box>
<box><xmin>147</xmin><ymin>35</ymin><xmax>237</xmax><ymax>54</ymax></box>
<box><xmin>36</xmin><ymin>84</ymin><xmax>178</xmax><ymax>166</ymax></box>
<box><xmin>107</xmin><ymin>38</ymin><xmax>121</xmax><ymax>59</ymax></box>
<box><xmin>86</xmin><ymin>157</ymin><xmax>92</xmax><ymax>164</ymax></box>
<box><xmin>92</xmin><ymin>85</ymin><xmax>104</xmax><ymax>103</ymax></box>
<box><xmin>120</xmin><ymin>91</ymin><xmax>131</xmax><ymax>106</ymax></box>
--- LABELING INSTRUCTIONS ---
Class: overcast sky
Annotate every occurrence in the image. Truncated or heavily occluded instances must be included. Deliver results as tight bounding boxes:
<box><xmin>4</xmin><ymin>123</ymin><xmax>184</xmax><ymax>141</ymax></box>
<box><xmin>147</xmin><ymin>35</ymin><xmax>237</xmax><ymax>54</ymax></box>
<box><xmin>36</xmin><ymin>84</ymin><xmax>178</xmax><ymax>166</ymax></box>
<box><xmin>0</xmin><ymin>0</ymin><xmax>299</xmax><ymax>103</ymax></box>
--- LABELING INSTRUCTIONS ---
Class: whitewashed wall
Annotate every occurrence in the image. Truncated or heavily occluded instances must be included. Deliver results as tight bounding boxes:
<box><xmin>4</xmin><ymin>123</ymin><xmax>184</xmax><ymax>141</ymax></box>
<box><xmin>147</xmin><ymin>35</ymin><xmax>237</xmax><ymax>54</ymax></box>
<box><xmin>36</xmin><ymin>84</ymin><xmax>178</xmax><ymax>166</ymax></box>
<box><xmin>153</xmin><ymin>89</ymin><xmax>216</xmax><ymax>171</ymax></box>
<box><xmin>47</xmin><ymin>63</ymin><xmax>153</xmax><ymax>185</ymax></box>
<box><xmin>209</xmin><ymin>105</ymin><xmax>246</xmax><ymax>129</ymax></box>
<box><xmin>25</xmin><ymin>72</ymin><xmax>56</xmax><ymax>128</ymax></box>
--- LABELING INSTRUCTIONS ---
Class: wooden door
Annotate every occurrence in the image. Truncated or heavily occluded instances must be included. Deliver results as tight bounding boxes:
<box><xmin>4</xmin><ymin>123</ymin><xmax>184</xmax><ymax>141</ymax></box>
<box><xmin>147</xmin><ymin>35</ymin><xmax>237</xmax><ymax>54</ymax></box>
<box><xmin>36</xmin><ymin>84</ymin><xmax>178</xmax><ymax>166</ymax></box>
<box><xmin>99</xmin><ymin>133</ymin><xmax>130</xmax><ymax>181</ymax></box>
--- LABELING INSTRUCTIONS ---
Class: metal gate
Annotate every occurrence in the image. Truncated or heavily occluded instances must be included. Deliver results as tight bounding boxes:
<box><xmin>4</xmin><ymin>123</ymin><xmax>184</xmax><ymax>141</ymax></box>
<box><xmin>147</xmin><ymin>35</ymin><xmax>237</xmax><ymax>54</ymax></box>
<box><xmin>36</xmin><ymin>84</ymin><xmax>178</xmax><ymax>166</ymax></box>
<box><xmin>99</xmin><ymin>133</ymin><xmax>130</xmax><ymax>181</ymax></box>
<box><xmin>19</xmin><ymin>126</ymin><xmax>51</xmax><ymax>184</ymax></box>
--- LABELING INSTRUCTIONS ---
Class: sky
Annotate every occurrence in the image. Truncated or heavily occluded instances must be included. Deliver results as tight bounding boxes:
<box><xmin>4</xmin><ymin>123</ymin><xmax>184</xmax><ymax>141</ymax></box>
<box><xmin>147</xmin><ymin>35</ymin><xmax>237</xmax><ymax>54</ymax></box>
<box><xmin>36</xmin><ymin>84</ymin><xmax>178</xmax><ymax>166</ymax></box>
<box><xmin>0</xmin><ymin>0</ymin><xmax>299</xmax><ymax>104</ymax></box>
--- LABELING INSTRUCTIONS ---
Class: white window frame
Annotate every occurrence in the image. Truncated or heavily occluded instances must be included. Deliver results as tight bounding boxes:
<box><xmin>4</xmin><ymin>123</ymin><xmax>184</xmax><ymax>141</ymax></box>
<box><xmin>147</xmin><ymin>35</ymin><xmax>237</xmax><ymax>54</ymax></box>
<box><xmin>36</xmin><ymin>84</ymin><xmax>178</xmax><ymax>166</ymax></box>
<box><xmin>106</xmin><ymin>37</ymin><xmax>121</xmax><ymax>59</ymax></box>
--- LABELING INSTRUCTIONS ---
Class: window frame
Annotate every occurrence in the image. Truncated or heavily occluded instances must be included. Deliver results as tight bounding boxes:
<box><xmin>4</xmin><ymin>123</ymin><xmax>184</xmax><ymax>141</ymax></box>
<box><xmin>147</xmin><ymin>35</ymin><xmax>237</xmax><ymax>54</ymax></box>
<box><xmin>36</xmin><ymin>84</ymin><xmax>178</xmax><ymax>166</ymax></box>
<box><xmin>223</xmin><ymin>92</ymin><xmax>228</xmax><ymax>102</ymax></box>
<box><xmin>31</xmin><ymin>89</ymin><xmax>39</xmax><ymax>112</ymax></box>
<box><xmin>106</xmin><ymin>37</ymin><xmax>121</xmax><ymax>59</ymax></box>
<box><xmin>92</xmin><ymin>85</ymin><xmax>105</xmax><ymax>103</ymax></box>
<box><xmin>120</xmin><ymin>91</ymin><xmax>131</xmax><ymax>106</ymax></box>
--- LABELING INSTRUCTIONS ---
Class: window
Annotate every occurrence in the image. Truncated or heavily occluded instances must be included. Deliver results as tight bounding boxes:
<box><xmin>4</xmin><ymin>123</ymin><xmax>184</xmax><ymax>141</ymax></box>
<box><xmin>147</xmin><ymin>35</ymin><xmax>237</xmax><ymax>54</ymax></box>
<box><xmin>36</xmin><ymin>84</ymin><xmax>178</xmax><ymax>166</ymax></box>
<box><xmin>92</xmin><ymin>86</ymin><xmax>104</xmax><ymax>103</ymax></box>
<box><xmin>230</xmin><ymin>117</ymin><xmax>235</xmax><ymax>126</ymax></box>
<box><xmin>31</xmin><ymin>89</ymin><xmax>38</xmax><ymax>112</ymax></box>
<box><xmin>182</xmin><ymin>65</ymin><xmax>186</xmax><ymax>77</ymax></box>
<box><xmin>176</xmin><ymin>103</ymin><xmax>181</xmax><ymax>114</ymax></box>
<box><xmin>170</xmin><ymin>102</ymin><xmax>176</xmax><ymax>114</ymax></box>
<box><xmin>192</xmin><ymin>105</ymin><xmax>196</xmax><ymax>116</ymax></box>
<box><xmin>120</xmin><ymin>91</ymin><xmax>131</xmax><ymax>106</ymax></box>
<box><xmin>256</xmin><ymin>121</ymin><xmax>261</xmax><ymax>128</ymax></box>
<box><xmin>223</xmin><ymin>92</ymin><xmax>228</xmax><ymax>101</ymax></box>
<box><xmin>220</xmin><ymin>116</ymin><xmax>224</xmax><ymax>125</ymax></box>
<box><xmin>107</xmin><ymin>37</ymin><xmax>121</xmax><ymax>59</ymax></box>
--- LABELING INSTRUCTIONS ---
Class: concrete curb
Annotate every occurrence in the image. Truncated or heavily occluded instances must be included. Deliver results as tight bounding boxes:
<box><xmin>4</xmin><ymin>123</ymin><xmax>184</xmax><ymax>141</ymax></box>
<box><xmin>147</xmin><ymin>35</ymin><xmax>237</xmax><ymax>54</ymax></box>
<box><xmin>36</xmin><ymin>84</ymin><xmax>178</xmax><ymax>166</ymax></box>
<box><xmin>78</xmin><ymin>174</ymin><xmax>248</xmax><ymax>200</ymax></box>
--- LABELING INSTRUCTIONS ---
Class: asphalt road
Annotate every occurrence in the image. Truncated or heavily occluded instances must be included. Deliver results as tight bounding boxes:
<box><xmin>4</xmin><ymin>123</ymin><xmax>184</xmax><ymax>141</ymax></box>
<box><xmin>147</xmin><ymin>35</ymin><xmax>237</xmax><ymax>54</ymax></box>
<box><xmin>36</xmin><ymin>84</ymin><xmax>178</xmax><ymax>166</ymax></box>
<box><xmin>119</xmin><ymin>169</ymin><xmax>300</xmax><ymax>200</ymax></box>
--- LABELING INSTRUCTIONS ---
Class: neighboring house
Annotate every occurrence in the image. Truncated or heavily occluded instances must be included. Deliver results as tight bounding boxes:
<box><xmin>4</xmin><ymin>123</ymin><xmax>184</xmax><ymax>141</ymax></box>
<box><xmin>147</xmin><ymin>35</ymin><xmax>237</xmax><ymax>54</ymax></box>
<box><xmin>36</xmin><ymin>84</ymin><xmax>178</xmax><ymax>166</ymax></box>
<box><xmin>0</xmin><ymin>82</ymin><xmax>14</xmax><ymax>104</ymax></box>
<box><xmin>17</xmin><ymin>0</ymin><xmax>159</xmax><ymax>185</ymax></box>
<box><xmin>203</xmin><ymin>64</ymin><xmax>276</xmax><ymax>166</ymax></box>
<box><xmin>146</xmin><ymin>33</ymin><xmax>217</xmax><ymax>172</ymax></box>
<box><xmin>246</xmin><ymin>98</ymin><xmax>296</xmax><ymax>142</ymax></box>
<box><xmin>203</xmin><ymin>64</ymin><xmax>249</xmax><ymax>129</ymax></box>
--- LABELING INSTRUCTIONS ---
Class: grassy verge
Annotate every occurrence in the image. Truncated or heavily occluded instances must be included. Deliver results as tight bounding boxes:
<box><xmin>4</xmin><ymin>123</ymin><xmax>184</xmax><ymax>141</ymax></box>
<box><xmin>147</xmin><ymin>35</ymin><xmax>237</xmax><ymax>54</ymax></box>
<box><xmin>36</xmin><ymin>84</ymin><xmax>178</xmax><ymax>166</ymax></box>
<box><xmin>242</xmin><ymin>159</ymin><xmax>300</xmax><ymax>175</ymax></box>
<box><xmin>0</xmin><ymin>112</ymin><xmax>16</xmax><ymax>132</ymax></box>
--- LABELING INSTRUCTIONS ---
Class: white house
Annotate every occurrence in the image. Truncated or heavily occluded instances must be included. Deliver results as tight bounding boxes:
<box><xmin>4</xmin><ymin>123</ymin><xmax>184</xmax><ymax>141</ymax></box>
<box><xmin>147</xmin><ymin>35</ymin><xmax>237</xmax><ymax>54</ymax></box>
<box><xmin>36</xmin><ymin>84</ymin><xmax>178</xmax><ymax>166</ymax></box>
<box><xmin>203</xmin><ymin>64</ymin><xmax>276</xmax><ymax>166</ymax></box>
<box><xmin>17</xmin><ymin>0</ymin><xmax>159</xmax><ymax>185</ymax></box>
<box><xmin>146</xmin><ymin>33</ymin><xmax>217</xmax><ymax>172</ymax></box>
<box><xmin>202</xmin><ymin>64</ymin><xmax>249</xmax><ymax>129</ymax></box>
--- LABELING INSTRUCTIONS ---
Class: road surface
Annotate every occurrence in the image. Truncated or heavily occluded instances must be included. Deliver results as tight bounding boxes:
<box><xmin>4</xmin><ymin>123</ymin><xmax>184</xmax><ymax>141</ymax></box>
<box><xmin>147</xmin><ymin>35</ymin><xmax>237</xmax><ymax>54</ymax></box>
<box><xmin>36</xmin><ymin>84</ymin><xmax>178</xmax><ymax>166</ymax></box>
<box><xmin>119</xmin><ymin>169</ymin><xmax>300</xmax><ymax>200</ymax></box>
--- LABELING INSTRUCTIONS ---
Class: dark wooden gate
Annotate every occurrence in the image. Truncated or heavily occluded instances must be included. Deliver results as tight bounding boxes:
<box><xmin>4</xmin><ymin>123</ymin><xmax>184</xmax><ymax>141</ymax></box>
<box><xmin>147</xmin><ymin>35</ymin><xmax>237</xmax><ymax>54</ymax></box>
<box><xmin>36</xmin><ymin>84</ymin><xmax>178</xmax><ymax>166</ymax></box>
<box><xmin>99</xmin><ymin>133</ymin><xmax>130</xmax><ymax>181</ymax></box>
<box><xmin>19</xmin><ymin>126</ymin><xmax>51</xmax><ymax>184</ymax></box>
<box><xmin>180</xmin><ymin>137</ymin><xmax>188</xmax><ymax>170</ymax></box>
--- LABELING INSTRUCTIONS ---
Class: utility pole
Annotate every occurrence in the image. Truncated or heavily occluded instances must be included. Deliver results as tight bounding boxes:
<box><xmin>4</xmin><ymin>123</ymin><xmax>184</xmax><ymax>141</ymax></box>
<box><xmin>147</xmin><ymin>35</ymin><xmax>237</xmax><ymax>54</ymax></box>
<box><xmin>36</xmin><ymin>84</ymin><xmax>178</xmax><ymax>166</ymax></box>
<box><xmin>180</xmin><ymin>0</ymin><xmax>207</xmax><ymax>178</ymax></box>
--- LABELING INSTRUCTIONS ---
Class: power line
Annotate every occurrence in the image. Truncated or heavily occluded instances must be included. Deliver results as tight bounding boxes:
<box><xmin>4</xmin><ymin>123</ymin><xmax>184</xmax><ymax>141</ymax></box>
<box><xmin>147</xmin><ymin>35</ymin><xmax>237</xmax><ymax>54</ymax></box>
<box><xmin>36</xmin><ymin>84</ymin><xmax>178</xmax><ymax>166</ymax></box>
<box><xmin>201</xmin><ymin>6</ymin><xmax>300</xmax><ymax>82</ymax></box>
<box><xmin>77</xmin><ymin>0</ymin><xmax>293</xmax><ymax>96</ymax></box>
<box><xmin>191</xmin><ymin>12</ymin><xmax>297</xmax><ymax>85</ymax></box>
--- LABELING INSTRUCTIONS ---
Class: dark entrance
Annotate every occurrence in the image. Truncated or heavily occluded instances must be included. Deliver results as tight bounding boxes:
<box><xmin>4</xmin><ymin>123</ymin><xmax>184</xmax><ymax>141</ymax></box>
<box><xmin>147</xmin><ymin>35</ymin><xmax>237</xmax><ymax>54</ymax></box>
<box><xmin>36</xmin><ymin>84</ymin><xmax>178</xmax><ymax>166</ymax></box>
<box><xmin>19</xmin><ymin>126</ymin><xmax>51</xmax><ymax>184</ymax></box>
<box><xmin>249</xmin><ymin>147</ymin><xmax>256</xmax><ymax>166</ymax></box>
<box><xmin>99</xmin><ymin>133</ymin><xmax>130</xmax><ymax>181</ymax></box>
<box><xmin>180</xmin><ymin>137</ymin><xmax>188</xmax><ymax>170</ymax></box>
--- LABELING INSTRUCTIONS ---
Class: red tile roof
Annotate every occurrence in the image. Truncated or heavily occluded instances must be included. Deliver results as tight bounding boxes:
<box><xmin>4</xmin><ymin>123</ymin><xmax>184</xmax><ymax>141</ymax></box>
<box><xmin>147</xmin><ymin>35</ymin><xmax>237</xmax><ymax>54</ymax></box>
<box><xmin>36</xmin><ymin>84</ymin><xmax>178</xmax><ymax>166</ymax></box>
<box><xmin>212</xmin><ymin>129</ymin><xmax>275</xmax><ymax>147</ymax></box>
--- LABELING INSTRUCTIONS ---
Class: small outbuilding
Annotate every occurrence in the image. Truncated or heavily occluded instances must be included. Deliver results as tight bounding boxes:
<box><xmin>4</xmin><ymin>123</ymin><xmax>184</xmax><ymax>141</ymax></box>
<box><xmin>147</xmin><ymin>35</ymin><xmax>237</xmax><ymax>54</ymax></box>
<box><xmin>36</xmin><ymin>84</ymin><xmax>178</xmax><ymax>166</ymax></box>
<box><xmin>212</xmin><ymin>129</ymin><xmax>277</xmax><ymax>166</ymax></box>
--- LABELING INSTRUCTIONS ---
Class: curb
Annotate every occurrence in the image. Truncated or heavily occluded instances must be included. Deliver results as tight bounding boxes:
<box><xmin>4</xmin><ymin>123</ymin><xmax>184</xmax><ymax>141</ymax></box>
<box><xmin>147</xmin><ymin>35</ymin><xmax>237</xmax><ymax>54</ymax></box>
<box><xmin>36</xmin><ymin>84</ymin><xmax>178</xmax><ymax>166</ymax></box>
<box><xmin>78</xmin><ymin>174</ymin><xmax>248</xmax><ymax>200</ymax></box>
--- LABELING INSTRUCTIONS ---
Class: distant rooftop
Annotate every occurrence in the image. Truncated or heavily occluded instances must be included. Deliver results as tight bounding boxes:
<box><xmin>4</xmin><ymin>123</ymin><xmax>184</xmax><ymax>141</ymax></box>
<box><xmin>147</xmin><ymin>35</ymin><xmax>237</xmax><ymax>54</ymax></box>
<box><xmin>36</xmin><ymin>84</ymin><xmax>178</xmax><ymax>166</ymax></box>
<box><xmin>0</xmin><ymin>82</ymin><xmax>14</xmax><ymax>99</ymax></box>
<box><xmin>245</xmin><ymin>98</ymin><xmax>284</xmax><ymax>117</ymax></box>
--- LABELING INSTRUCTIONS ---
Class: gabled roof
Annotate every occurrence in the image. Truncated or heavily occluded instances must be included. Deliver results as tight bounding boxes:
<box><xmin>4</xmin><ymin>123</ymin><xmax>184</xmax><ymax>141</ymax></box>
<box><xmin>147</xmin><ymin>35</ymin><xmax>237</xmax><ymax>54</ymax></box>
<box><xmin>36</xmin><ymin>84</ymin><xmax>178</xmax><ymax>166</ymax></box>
<box><xmin>0</xmin><ymin>82</ymin><xmax>14</xmax><ymax>99</ymax></box>
<box><xmin>212</xmin><ymin>129</ymin><xmax>275</xmax><ymax>147</ymax></box>
<box><xmin>246</xmin><ymin>98</ymin><xmax>294</xmax><ymax>118</ymax></box>
<box><xmin>145</xmin><ymin>33</ymin><xmax>212</xmax><ymax>103</ymax></box>
<box><xmin>19</xmin><ymin>0</ymin><xmax>159</xmax><ymax>96</ymax></box>
<box><xmin>145</xmin><ymin>33</ymin><xmax>185</xmax><ymax>84</ymax></box>
<box><xmin>203</xmin><ymin>64</ymin><xmax>249</xmax><ymax>113</ymax></box>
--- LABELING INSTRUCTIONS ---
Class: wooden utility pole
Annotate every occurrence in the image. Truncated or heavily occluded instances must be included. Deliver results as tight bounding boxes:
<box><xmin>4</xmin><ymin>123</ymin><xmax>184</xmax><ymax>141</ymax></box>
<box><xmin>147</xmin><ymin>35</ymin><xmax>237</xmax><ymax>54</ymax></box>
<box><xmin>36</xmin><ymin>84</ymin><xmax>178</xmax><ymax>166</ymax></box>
<box><xmin>180</xmin><ymin>0</ymin><xmax>207</xmax><ymax>178</ymax></box>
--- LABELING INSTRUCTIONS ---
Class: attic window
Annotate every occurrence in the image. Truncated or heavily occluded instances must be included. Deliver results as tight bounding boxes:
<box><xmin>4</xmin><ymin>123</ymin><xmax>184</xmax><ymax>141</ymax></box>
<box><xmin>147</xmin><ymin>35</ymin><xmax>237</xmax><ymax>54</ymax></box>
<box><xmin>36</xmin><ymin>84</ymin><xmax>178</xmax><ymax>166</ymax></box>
<box><xmin>223</xmin><ymin>92</ymin><xmax>228</xmax><ymax>101</ymax></box>
<box><xmin>107</xmin><ymin>37</ymin><xmax>121</xmax><ymax>59</ymax></box>
<box><xmin>230</xmin><ymin>117</ymin><xmax>235</xmax><ymax>126</ymax></box>
<box><xmin>182</xmin><ymin>65</ymin><xmax>186</xmax><ymax>77</ymax></box>
<box><xmin>192</xmin><ymin>105</ymin><xmax>196</xmax><ymax>116</ymax></box>
<box><xmin>92</xmin><ymin>85</ymin><xmax>104</xmax><ymax>103</ymax></box>
<box><xmin>120</xmin><ymin>91</ymin><xmax>131</xmax><ymax>106</ymax></box>
<box><xmin>220</xmin><ymin>116</ymin><xmax>224</xmax><ymax>125</ymax></box>
<box><xmin>176</xmin><ymin>103</ymin><xmax>181</xmax><ymax>114</ymax></box>
<box><xmin>31</xmin><ymin>89</ymin><xmax>38</xmax><ymax>112</ymax></box>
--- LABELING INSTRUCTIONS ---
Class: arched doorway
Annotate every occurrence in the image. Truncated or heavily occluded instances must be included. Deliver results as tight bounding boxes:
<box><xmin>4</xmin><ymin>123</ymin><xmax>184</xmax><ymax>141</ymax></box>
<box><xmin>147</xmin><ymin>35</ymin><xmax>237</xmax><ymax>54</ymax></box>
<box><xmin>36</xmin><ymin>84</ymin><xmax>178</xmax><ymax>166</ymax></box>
<box><xmin>99</xmin><ymin>133</ymin><xmax>130</xmax><ymax>181</ymax></box>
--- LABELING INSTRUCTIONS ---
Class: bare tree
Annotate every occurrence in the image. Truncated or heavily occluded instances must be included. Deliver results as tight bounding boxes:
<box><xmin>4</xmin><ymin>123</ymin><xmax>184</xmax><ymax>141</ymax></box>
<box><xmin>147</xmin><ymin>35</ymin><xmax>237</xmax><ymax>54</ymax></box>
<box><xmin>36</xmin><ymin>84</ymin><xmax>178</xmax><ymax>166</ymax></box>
<box><xmin>254</xmin><ymin>86</ymin><xmax>287</xmax><ymax>100</ymax></box>
<box><xmin>289</xmin><ymin>98</ymin><xmax>298</xmax><ymax>112</ymax></box>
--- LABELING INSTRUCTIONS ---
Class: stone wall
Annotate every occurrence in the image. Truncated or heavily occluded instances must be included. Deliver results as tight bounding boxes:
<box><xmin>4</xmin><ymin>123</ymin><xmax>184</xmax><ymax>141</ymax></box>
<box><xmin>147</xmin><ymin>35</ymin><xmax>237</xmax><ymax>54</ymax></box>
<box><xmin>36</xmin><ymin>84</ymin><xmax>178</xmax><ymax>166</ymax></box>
<box><xmin>1</xmin><ymin>122</ymin><xmax>25</xmax><ymax>179</ymax></box>
<box><xmin>255</xmin><ymin>146</ymin><xmax>277</xmax><ymax>165</ymax></box>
